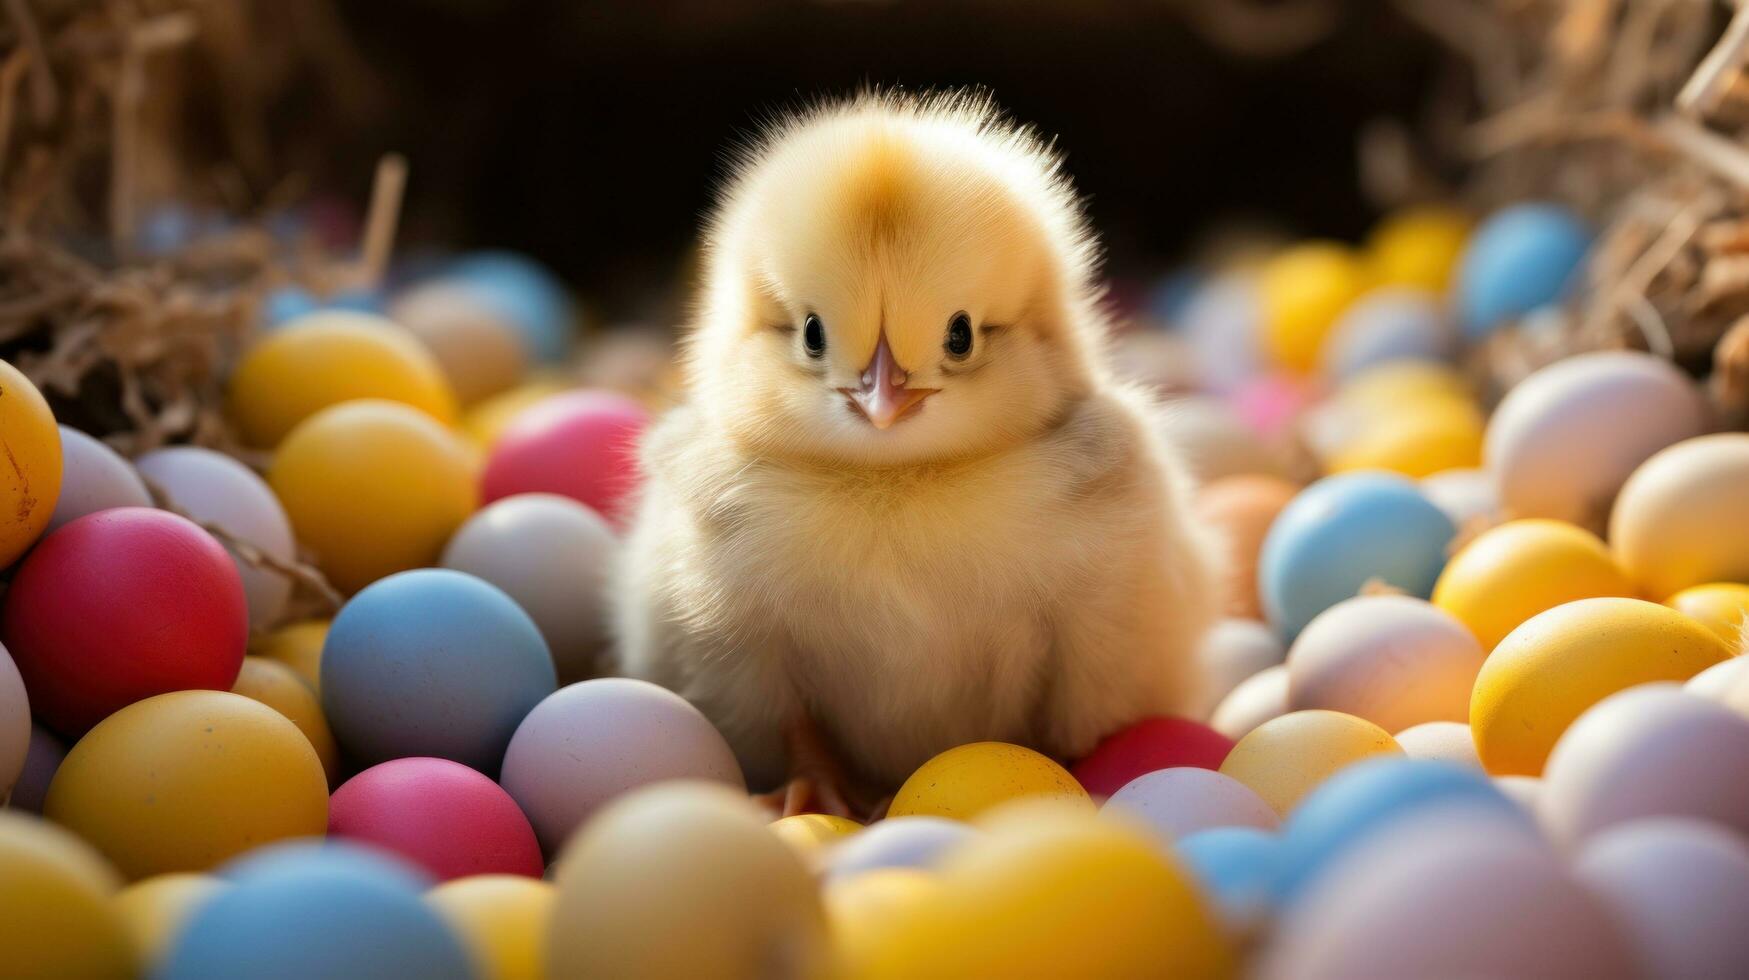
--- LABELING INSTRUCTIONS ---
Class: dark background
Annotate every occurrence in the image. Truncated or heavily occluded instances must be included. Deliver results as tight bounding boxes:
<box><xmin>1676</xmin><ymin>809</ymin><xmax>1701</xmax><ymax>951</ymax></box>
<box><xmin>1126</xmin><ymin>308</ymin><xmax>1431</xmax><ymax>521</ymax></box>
<box><xmin>316</xmin><ymin>0</ymin><xmax>1449</xmax><ymax>319</ymax></box>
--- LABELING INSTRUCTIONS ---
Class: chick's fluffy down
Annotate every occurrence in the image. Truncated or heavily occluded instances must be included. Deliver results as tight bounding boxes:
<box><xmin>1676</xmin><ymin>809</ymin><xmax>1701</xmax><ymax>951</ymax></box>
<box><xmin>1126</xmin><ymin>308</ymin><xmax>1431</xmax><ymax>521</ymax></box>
<box><xmin>616</xmin><ymin>92</ymin><xmax>1223</xmax><ymax>793</ymax></box>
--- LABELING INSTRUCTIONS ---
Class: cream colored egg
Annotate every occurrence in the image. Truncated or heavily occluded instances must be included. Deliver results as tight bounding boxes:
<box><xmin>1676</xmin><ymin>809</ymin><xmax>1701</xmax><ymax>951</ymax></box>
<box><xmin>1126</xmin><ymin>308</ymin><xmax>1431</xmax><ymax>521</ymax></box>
<box><xmin>390</xmin><ymin>282</ymin><xmax>530</xmax><ymax>407</ymax></box>
<box><xmin>1485</xmin><ymin>351</ymin><xmax>1707</xmax><ymax>530</ymax></box>
<box><xmin>1394</xmin><ymin>721</ymin><xmax>1481</xmax><ymax>769</ymax></box>
<box><xmin>1210</xmin><ymin>664</ymin><xmax>1289</xmax><ymax>739</ymax></box>
<box><xmin>1287</xmin><ymin>596</ymin><xmax>1485</xmax><ymax>733</ymax></box>
<box><xmin>1610</xmin><ymin>433</ymin><xmax>1749</xmax><ymax>600</ymax></box>
<box><xmin>1197</xmin><ymin>619</ymin><xmax>1287</xmax><ymax>718</ymax></box>
<box><xmin>46</xmin><ymin>427</ymin><xmax>151</xmax><ymax>533</ymax></box>
<box><xmin>1685</xmin><ymin>657</ymin><xmax>1749</xmax><ymax>702</ymax></box>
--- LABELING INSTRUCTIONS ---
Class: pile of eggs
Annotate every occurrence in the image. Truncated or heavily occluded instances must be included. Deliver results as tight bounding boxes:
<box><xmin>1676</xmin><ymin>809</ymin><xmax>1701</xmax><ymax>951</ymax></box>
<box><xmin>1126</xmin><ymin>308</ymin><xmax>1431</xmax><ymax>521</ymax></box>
<box><xmin>4</xmin><ymin>198</ymin><xmax>1749</xmax><ymax>980</ymax></box>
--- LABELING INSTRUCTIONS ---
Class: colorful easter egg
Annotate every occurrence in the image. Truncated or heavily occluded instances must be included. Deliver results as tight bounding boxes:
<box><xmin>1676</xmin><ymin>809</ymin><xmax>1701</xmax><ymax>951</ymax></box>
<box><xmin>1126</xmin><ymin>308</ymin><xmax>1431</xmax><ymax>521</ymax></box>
<box><xmin>329</xmin><ymin>757</ymin><xmax>543</xmax><ymax>881</ymax></box>
<box><xmin>390</xmin><ymin>281</ymin><xmax>529</xmax><ymax>406</ymax></box>
<box><xmin>1433</xmin><ymin>519</ymin><xmax>1636</xmax><ymax>653</ymax></box>
<box><xmin>115</xmin><ymin>873</ymin><xmax>225</xmax><ymax>967</ymax></box>
<box><xmin>1177</xmin><ymin>827</ymin><xmax>1282</xmax><ymax>936</ymax></box>
<box><xmin>1392</xmin><ymin>721</ymin><xmax>1481</xmax><ymax>768</ymax></box>
<box><xmin>481</xmin><ymin>391</ymin><xmax>648</xmax><ymax>526</ymax></box>
<box><xmin>427</xmin><ymin>875</ymin><xmax>555</xmax><ymax>980</ymax></box>
<box><xmin>0</xmin><ymin>642</ymin><xmax>27</xmax><ymax>800</ymax></box>
<box><xmin>1210</xmin><ymin>664</ymin><xmax>1290</xmax><ymax>740</ymax></box>
<box><xmin>444</xmin><ymin>251</ymin><xmax>576</xmax><ymax>363</ymax></box>
<box><xmin>1199</xmin><ymin>619</ymin><xmax>1288</xmax><ymax>718</ymax></box>
<box><xmin>250</xmin><ymin>618</ymin><xmax>328</xmax><ymax>693</ymax></box>
<box><xmin>45</xmin><ymin>426</ymin><xmax>150</xmax><ymax>533</ymax></box>
<box><xmin>1218</xmin><ymin>710</ymin><xmax>1402</xmax><ymax>817</ymax></box>
<box><xmin>1666</xmin><ymin>582</ymin><xmax>1749</xmax><ymax>647</ymax></box>
<box><xmin>1259</xmin><ymin>242</ymin><xmax>1369</xmax><ymax>373</ymax></box>
<box><xmin>1365</xmin><ymin>205</ymin><xmax>1469</xmax><ymax>292</ymax></box>
<box><xmin>889</xmin><ymin>742</ymin><xmax>1092</xmax><ymax>822</ymax></box>
<box><xmin>1321</xmin><ymin>287</ymin><xmax>1452</xmax><ymax>381</ymax></box>
<box><xmin>1455</xmin><ymin>203</ymin><xmax>1590</xmax><ymax>336</ymax></box>
<box><xmin>1071</xmin><ymin>716</ymin><xmax>1234</xmax><ymax>799</ymax></box>
<box><xmin>1287</xmin><ymin>596</ymin><xmax>1485</xmax><ymax>732</ymax></box>
<box><xmin>1102</xmin><ymin>767</ymin><xmax>1279</xmax><ymax>841</ymax></box>
<box><xmin>825</xmin><ymin>817</ymin><xmax>977</xmax><ymax>884</ymax></box>
<box><xmin>1611</xmin><ymin>433</ymin><xmax>1749</xmax><ymax>599</ymax></box>
<box><xmin>1574</xmin><ymin>819</ymin><xmax>1749</xmax><ymax>979</ymax></box>
<box><xmin>0</xmin><ymin>360</ymin><xmax>63</xmax><ymax>567</ymax></box>
<box><xmin>0</xmin><ymin>812</ymin><xmax>134</xmax><ymax>979</ymax></box>
<box><xmin>230</xmin><ymin>656</ymin><xmax>337</xmax><ymax>781</ymax></box>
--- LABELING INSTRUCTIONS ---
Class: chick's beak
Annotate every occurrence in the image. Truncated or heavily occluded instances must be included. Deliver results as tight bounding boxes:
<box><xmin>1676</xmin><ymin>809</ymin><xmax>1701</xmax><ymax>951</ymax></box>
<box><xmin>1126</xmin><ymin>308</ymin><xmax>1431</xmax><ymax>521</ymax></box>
<box><xmin>839</xmin><ymin>332</ymin><xmax>937</xmax><ymax>430</ymax></box>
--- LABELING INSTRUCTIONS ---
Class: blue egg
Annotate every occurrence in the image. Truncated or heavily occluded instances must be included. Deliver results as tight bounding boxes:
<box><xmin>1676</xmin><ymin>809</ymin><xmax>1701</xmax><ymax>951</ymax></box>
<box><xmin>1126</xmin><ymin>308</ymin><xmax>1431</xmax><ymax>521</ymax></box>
<box><xmin>261</xmin><ymin>286</ymin><xmax>322</xmax><ymax>328</ymax></box>
<box><xmin>825</xmin><ymin>816</ymin><xmax>977</xmax><ymax>884</ymax></box>
<box><xmin>322</xmin><ymin>569</ymin><xmax>557</xmax><ymax>774</ymax></box>
<box><xmin>1273</xmin><ymin>757</ymin><xmax>1528</xmax><ymax>903</ymax></box>
<box><xmin>445</xmin><ymin>251</ymin><xmax>575</xmax><ymax>362</ymax></box>
<box><xmin>1147</xmin><ymin>268</ymin><xmax>1202</xmax><ymax>324</ymax></box>
<box><xmin>162</xmin><ymin>839</ymin><xmax>470</xmax><ymax>979</ymax></box>
<box><xmin>1178</xmin><ymin>827</ymin><xmax>1282</xmax><ymax>929</ymax></box>
<box><xmin>1456</xmin><ymin>203</ymin><xmax>1590</xmax><ymax>337</ymax></box>
<box><xmin>326</xmin><ymin>287</ymin><xmax>386</xmax><ymax>314</ymax></box>
<box><xmin>1259</xmin><ymin>472</ymin><xmax>1455</xmax><ymax>640</ymax></box>
<box><xmin>1322</xmin><ymin>288</ymin><xmax>1451</xmax><ymax>381</ymax></box>
<box><xmin>221</xmin><ymin>839</ymin><xmax>432</xmax><ymax>892</ymax></box>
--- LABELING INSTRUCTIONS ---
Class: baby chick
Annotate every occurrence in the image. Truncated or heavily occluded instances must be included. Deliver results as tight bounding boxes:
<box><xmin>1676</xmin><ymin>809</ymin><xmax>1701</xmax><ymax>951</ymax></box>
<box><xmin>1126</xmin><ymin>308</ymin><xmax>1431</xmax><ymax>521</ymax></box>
<box><xmin>616</xmin><ymin>92</ymin><xmax>1222</xmax><ymax>815</ymax></box>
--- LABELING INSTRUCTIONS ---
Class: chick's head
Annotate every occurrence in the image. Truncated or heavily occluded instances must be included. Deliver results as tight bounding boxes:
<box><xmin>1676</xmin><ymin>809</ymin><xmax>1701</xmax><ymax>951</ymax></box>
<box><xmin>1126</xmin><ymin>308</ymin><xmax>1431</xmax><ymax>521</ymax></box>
<box><xmin>688</xmin><ymin>93</ymin><xmax>1109</xmax><ymax>467</ymax></box>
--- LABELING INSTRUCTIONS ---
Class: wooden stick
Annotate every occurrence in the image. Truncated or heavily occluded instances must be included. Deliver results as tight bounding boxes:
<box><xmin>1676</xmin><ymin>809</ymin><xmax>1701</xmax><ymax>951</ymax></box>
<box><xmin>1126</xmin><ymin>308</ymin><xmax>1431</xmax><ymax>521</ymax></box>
<box><xmin>1655</xmin><ymin>114</ymin><xmax>1749</xmax><ymax>190</ymax></box>
<box><xmin>3</xmin><ymin>0</ymin><xmax>56</xmax><ymax>124</ymax></box>
<box><xmin>356</xmin><ymin>152</ymin><xmax>408</xmax><ymax>289</ymax></box>
<box><xmin>108</xmin><ymin>14</ymin><xmax>199</xmax><ymax>257</ymax></box>
<box><xmin>1678</xmin><ymin>0</ymin><xmax>1749</xmax><ymax>118</ymax></box>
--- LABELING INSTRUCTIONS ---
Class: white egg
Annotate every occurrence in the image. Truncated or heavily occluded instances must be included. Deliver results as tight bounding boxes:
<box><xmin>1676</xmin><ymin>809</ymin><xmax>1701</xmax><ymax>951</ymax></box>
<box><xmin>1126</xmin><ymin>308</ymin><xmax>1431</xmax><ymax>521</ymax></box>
<box><xmin>1286</xmin><ymin>596</ymin><xmax>1485</xmax><ymax>733</ymax></box>
<box><xmin>1197</xmin><ymin>619</ymin><xmax>1286</xmax><ymax>718</ymax></box>
<box><xmin>1393</xmin><ymin>721</ymin><xmax>1481</xmax><ymax>769</ymax></box>
<box><xmin>1494</xmin><ymin>775</ymin><xmax>1542</xmax><ymax>816</ymax></box>
<box><xmin>390</xmin><ymin>281</ymin><xmax>529</xmax><ymax>406</ymax></box>
<box><xmin>1685</xmin><ymin>656</ymin><xmax>1749</xmax><ymax>703</ymax></box>
<box><xmin>1575</xmin><ymin>819</ymin><xmax>1749</xmax><ymax>978</ymax></box>
<box><xmin>1541</xmin><ymin>684</ymin><xmax>1749</xmax><ymax>846</ymax></box>
<box><xmin>46</xmin><ymin>426</ymin><xmax>151</xmax><ymax>532</ymax></box>
<box><xmin>1102</xmin><ymin>767</ymin><xmax>1279</xmax><ymax>842</ymax></box>
<box><xmin>1485</xmin><ymin>351</ymin><xmax>1708</xmax><ymax>530</ymax></box>
<box><xmin>1321</xmin><ymin>287</ymin><xmax>1452</xmax><ymax>381</ymax></box>
<box><xmin>0</xmin><ymin>642</ymin><xmax>28</xmax><ymax>799</ymax></box>
<box><xmin>1210</xmin><ymin>664</ymin><xmax>1289</xmax><ymax>740</ymax></box>
<box><xmin>1419</xmin><ymin>467</ymin><xmax>1499</xmax><ymax>528</ymax></box>
<box><xmin>1154</xmin><ymin>396</ymin><xmax>1286</xmax><ymax>485</ymax></box>
<box><xmin>135</xmin><ymin>446</ymin><xmax>297</xmax><ymax>629</ymax></box>
<box><xmin>1179</xmin><ymin>274</ymin><xmax>1263</xmax><ymax>392</ymax></box>
<box><xmin>441</xmin><ymin>493</ymin><xmax>618</xmax><ymax>684</ymax></box>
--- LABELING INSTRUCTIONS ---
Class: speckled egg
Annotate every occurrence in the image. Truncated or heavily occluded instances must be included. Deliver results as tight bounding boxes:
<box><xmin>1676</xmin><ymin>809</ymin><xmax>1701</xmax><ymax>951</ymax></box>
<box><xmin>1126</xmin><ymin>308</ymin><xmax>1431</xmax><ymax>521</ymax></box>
<box><xmin>890</xmin><ymin>741</ymin><xmax>1092</xmax><ymax>821</ymax></box>
<box><xmin>1218</xmin><ymin>710</ymin><xmax>1402</xmax><ymax>817</ymax></box>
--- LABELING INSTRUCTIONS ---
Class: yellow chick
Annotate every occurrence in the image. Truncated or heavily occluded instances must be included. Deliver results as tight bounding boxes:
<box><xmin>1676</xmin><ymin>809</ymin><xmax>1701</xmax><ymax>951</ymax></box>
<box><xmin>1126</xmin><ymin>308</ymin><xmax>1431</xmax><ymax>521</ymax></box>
<box><xmin>616</xmin><ymin>92</ymin><xmax>1221</xmax><ymax>814</ymax></box>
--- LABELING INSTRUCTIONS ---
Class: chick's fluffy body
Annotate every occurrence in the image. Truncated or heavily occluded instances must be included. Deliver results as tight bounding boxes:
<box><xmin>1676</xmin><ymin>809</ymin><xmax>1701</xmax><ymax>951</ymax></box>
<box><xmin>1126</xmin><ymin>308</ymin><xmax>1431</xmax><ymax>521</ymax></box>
<box><xmin>617</xmin><ymin>94</ymin><xmax>1221</xmax><ymax>791</ymax></box>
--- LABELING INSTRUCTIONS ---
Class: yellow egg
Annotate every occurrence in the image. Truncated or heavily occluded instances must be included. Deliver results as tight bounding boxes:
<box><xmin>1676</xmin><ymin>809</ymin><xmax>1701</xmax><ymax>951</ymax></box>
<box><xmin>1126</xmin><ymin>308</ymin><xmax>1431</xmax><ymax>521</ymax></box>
<box><xmin>1327</xmin><ymin>398</ymin><xmax>1484</xmax><ymax>478</ymax></box>
<box><xmin>268</xmin><ymin>400</ymin><xmax>479</xmax><ymax>594</ymax></box>
<box><xmin>1610</xmin><ymin>433</ymin><xmax>1749</xmax><ymax>600</ymax></box>
<box><xmin>0</xmin><ymin>811</ymin><xmax>136</xmax><ymax>978</ymax></box>
<box><xmin>1666</xmin><ymin>583</ymin><xmax>1749</xmax><ymax>648</ymax></box>
<box><xmin>771</xmin><ymin>813</ymin><xmax>862</xmax><ymax>861</ymax></box>
<box><xmin>1433</xmin><ymin>519</ymin><xmax>1637</xmax><ymax>652</ymax></box>
<box><xmin>45</xmin><ymin>691</ymin><xmax>329</xmax><ymax>880</ymax></box>
<box><xmin>231</xmin><ymin>656</ymin><xmax>339</xmax><ymax>781</ymax></box>
<box><xmin>849</xmin><ymin>811</ymin><xmax>1233</xmax><ymax>980</ymax></box>
<box><xmin>0</xmin><ymin>359</ymin><xmax>63</xmax><ymax>568</ymax></box>
<box><xmin>428</xmin><ymin>874</ymin><xmax>555</xmax><ymax>980</ymax></box>
<box><xmin>888</xmin><ymin>742</ymin><xmax>1092</xmax><ymax>821</ymax></box>
<box><xmin>825</xmin><ymin>869</ymin><xmax>937</xmax><ymax>978</ymax></box>
<box><xmin>549</xmin><ymin>782</ymin><xmax>828</xmax><ymax>980</ymax></box>
<box><xmin>461</xmin><ymin>380</ymin><xmax>570</xmax><ymax>448</ymax></box>
<box><xmin>228</xmin><ymin>312</ymin><xmax>458</xmax><ymax>447</ymax></box>
<box><xmin>1260</xmin><ymin>242</ymin><xmax>1370</xmax><ymax>373</ymax></box>
<box><xmin>1366</xmin><ymin>205</ymin><xmax>1471</xmax><ymax>292</ymax></box>
<box><xmin>1338</xmin><ymin>361</ymin><xmax>1473</xmax><ymax>409</ymax></box>
<box><xmin>249</xmin><ymin>618</ymin><xmax>329</xmax><ymax>693</ymax></box>
<box><xmin>1219</xmin><ymin>710</ymin><xmax>1402</xmax><ymax>816</ymax></box>
<box><xmin>115</xmin><ymin>872</ymin><xmax>225</xmax><ymax>967</ymax></box>
<box><xmin>1471</xmin><ymin>597</ymin><xmax>1732</xmax><ymax>776</ymax></box>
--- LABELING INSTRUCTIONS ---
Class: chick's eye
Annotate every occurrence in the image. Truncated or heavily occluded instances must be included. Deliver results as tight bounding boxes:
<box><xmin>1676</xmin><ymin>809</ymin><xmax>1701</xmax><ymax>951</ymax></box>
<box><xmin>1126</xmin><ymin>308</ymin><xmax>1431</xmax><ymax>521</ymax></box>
<box><xmin>802</xmin><ymin>314</ymin><xmax>826</xmax><ymax>358</ymax></box>
<box><xmin>945</xmin><ymin>312</ymin><xmax>973</xmax><ymax>358</ymax></box>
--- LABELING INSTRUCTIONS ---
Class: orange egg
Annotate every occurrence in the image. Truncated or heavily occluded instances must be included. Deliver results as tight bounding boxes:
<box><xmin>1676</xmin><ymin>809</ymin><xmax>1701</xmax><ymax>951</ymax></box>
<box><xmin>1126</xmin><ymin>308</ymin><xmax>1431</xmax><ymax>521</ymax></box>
<box><xmin>1197</xmin><ymin>475</ymin><xmax>1300</xmax><ymax>620</ymax></box>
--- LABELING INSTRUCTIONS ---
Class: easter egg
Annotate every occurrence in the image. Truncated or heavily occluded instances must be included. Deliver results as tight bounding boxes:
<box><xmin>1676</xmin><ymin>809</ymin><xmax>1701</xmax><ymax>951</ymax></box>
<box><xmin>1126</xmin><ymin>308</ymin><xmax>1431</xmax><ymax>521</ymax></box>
<box><xmin>825</xmin><ymin>816</ymin><xmax>977</xmax><ymax>884</ymax></box>
<box><xmin>1227</xmin><ymin>373</ymin><xmax>1314</xmax><ymax>436</ymax></box>
<box><xmin>1</xmin><ymin>507</ymin><xmax>247</xmax><ymax>734</ymax></box>
<box><xmin>1156</xmin><ymin>397</ymin><xmax>1289</xmax><ymax>484</ymax></box>
<box><xmin>444</xmin><ymin>251</ymin><xmax>576</xmax><ymax>363</ymax></box>
<box><xmin>1574</xmin><ymin>819</ymin><xmax>1749</xmax><ymax>978</ymax></box>
<box><xmin>1667</xmin><ymin>582</ymin><xmax>1749</xmax><ymax>646</ymax></box>
<box><xmin>1495</xmin><ymin>775</ymin><xmax>1543</xmax><ymax>813</ymax></box>
<box><xmin>269</xmin><ymin>400</ymin><xmax>478</xmax><ymax>593</ymax></box>
<box><xmin>0</xmin><ymin>359</ymin><xmax>62</xmax><ymax>568</ymax></box>
<box><xmin>1611</xmin><ymin>433</ymin><xmax>1749</xmax><ymax>599</ymax></box>
<box><xmin>1198</xmin><ymin>618</ymin><xmax>1287</xmax><ymax>717</ymax></box>
<box><xmin>1471</xmin><ymin>598</ymin><xmax>1732</xmax><ymax>776</ymax></box>
<box><xmin>1071</xmin><ymin>716</ymin><xmax>1234</xmax><ymax>798</ymax></box>
<box><xmin>0</xmin><ymin>642</ymin><xmax>27</xmax><ymax>799</ymax></box>
<box><xmin>824</xmin><ymin>869</ymin><xmax>938</xmax><ymax>978</ymax></box>
<box><xmin>1197</xmin><ymin>475</ymin><xmax>1299</xmax><ymax>620</ymax></box>
<box><xmin>427</xmin><ymin>875</ymin><xmax>555</xmax><ymax>980</ymax></box>
<box><xmin>329</xmin><ymin>757</ymin><xmax>543</xmax><ymax>881</ymax></box>
<box><xmin>322</xmin><ymin>569</ymin><xmax>556</xmax><ymax>773</ymax></box>
<box><xmin>45</xmin><ymin>426</ymin><xmax>151</xmax><ymax>533</ymax></box>
<box><xmin>500</xmin><ymin>678</ymin><xmax>743</xmax><ymax>854</ymax></box>
<box><xmin>481</xmin><ymin>390</ymin><xmax>648</xmax><ymax>525</ymax></box>
<box><xmin>549</xmin><ymin>782</ymin><xmax>828</xmax><ymax>980</ymax></box>
<box><xmin>1688</xmin><ymin>657</ymin><xmax>1749</xmax><ymax>703</ymax></box>
<box><xmin>1177</xmin><ymin>827</ymin><xmax>1282</xmax><ymax>936</ymax></box>
<box><xmin>1102</xmin><ymin>767</ymin><xmax>1279</xmax><ymax>841</ymax></box>
<box><xmin>854</xmin><ymin>810</ymin><xmax>1233</xmax><ymax>979</ymax></box>
<box><xmin>1540</xmin><ymin>684</ymin><xmax>1749</xmax><ymax>844</ymax></box>
<box><xmin>1258</xmin><ymin>472</ymin><xmax>1455</xmax><ymax>639</ymax></box>
<box><xmin>889</xmin><ymin>741</ymin><xmax>1091</xmax><ymax>821</ymax></box>
<box><xmin>1210</xmin><ymin>663</ymin><xmax>1289</xmax><ymax>739</ymax></box>
<box><xmin>1486</xmin><ymin>351</ymin><xmax>1707</xmax><ymax>529</ymax></box>
<box><xmin>1365</xmin><ymin>204</ymin><xmax>1469</xmax><ymax>292</ymax></box>
<box><xmin>1335</xmin><ymin>359</ymin><xmax>1472</xmax><ymax>407</ymax></box>
<box><xmin>227</xmin><ymin>311</ymin><xmax>457</xmax><ymax>446</ymax></box>
<box><xmin>1272</xmin><ymin>757</ymin><xmax>1525</xmax><ymax>901</ymax></box>
<box><xmin>770</xmin><ymin>813</ymin><xmax>863</xmax><ymax>861</ymax></box>
<box><xmin>0</xmin><ymin>812</ymin><xmax>134</xmax><ymax>978</ymax></box>
<box><xmin>1320</xmin><ymin>287</ymin><xmax>1451</xmax><ymax>381</ymax></box>
<box><xmin>1392</xmin><ymin>721</ymin><xmax>1481</xmax><ymax>768</ymax></box>
<box><xmin>1259</xmin><ymin>241</ymin><xmax>1369</xmax><ymax>373</ymax></box>
<box><xmin>136</xmin><ymin>446</ymin><xmax>297</xmax><ymax>629</ymax></box>
<box><xmin>460</xmin><ymin>380</ymin><xmax>569</xmax><ymax>448</ymax></box>
<box><xmin>231</xmin><ymin>656</ymin><xmax>337</xmax><ymax>780</ymax></box>
<box><xmin>442</xmin><ymin>493</ymin><xmax>618</xmax><ymax>684</ymax></box>
<box><xmin>1455</xmin><ymin>202</ymin><xmax>1590</xmax><ymax>336</ymax></box>
<box><xmin>45</xmin><ymin>691</ymin><xmax>327</xmax><ymax>879</ymax></box>
<box><xmin>162</xmin><ymin>840</ymin><xmax>471</xmax><ymax>980</ymax></box>
<box><xmin>251</xmin><ymin>618</ymin><xmax>327</xmax><ymax>692</ymax></box>
<box><xmin>1433</xmin><ymin>518</ymin><xmax>1635</xmax><ymax>653</ymax></box>
<box><xmin>116</xmin><ymin>873</ymin><xmax>225</xmax><ymax>967</ymax></box>
<box><xmin>1419</xmin><ymin>467</ymin><xmax>1500</xmax><ymax>527</ymax></box>
<box><xmin>1325</xmin><ymin>398</ymin><xmax>1484</xmax><ymax>478</ymax></box>
<box><xmin>9</xmin><ymin>723</ymin><xmax>64</xmax><ymax>812</ymax></box>
<box><xmin>1260</xmin><ymin>806</ymin><xmax>1632</xmax><ymax>980</ymax></box>
<box><xmin>390</xmin><ymin>281</ymin><xmax>529</xmax><ymax>406</ymax></box>
<box><xmin>261</xmin><ymin>284</ymin><xmax>321</xmax><ymax>326</ymax></box>
<box><xmin>1287</xmin><ymin>595</ymin><xmax>1485</xmax><ymax>732</ymax></box>
<box><xmin>1178</xmin><ymin>274</ymin><xmax>1263</xmax><ymax>391</ymax></box>
<box><xmin>1219</xmin><ymin>710</ymin><xmax>1402</xmax><ymax>817</ymax></box>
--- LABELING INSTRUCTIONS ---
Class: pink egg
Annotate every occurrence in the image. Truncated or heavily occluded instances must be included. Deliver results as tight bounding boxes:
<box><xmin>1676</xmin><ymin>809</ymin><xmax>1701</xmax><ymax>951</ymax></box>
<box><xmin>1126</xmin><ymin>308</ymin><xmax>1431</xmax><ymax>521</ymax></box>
<box><xmin>481</xmin><ymin>391</ymin><xmax>649</xmax><ymax>526</ymax></box>
<box><xmin>1102</xmin><ymin>767</ymin><xmax>1279</xmax><ymax>840</ymax></box>
<box><xmin>1393</xmin><ymin>721</ymin><xmax>1481</xmax><ymax>769</ymax></box>
<box><xmin>1287</xmin><ymin>596</ymin><xmax>1485</xmax><ymax>733</ymax></box>
<box><xmin>1228</xmin><ymin>374</ymin><xmax>1316</xmax><ymax>436</ymax></box>
<box><xmin>328</xmin><ymin>756</ymin><xmax>543</xmax><ymax>881</ymax></box>
<box><xmin>1575</xmin><ymin>819</ymin><xmax>1749</xmax><ymax>978</ymax></box>
<box><xmin>1071</xmin><ymin>717</ymin><xmax>1234</xmax><ymax>799</ymax></box>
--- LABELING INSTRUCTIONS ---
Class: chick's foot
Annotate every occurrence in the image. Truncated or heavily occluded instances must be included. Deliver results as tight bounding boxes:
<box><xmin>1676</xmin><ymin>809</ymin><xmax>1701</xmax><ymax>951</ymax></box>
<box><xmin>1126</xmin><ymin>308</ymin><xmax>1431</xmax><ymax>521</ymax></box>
<box><xmin>755</xmin><ymin>715</ymin><xmax>864</xmax><ymax>819</ymax></box>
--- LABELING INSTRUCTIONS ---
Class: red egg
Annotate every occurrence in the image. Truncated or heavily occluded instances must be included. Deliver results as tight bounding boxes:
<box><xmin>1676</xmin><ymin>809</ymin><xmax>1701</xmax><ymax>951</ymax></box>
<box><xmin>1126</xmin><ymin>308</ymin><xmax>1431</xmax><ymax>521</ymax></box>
<box><xmin>328</xmin><ymin>756</ymin><xmax>543</xmax><ymax>881</ymax></box>
<box><xmin>1071</xmin><ymin>716</ymin><xmax>1237</xmax><ymax>799</ymax></box>
<box><xmin>480</xmin><ymin>391</ymin><xmax>648</xmax><ymax>525</ymax></box>
<box><xmin>0</xmin><ymin>508</ymin><xmax>246</xmax><ymax>735</ymax></box>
